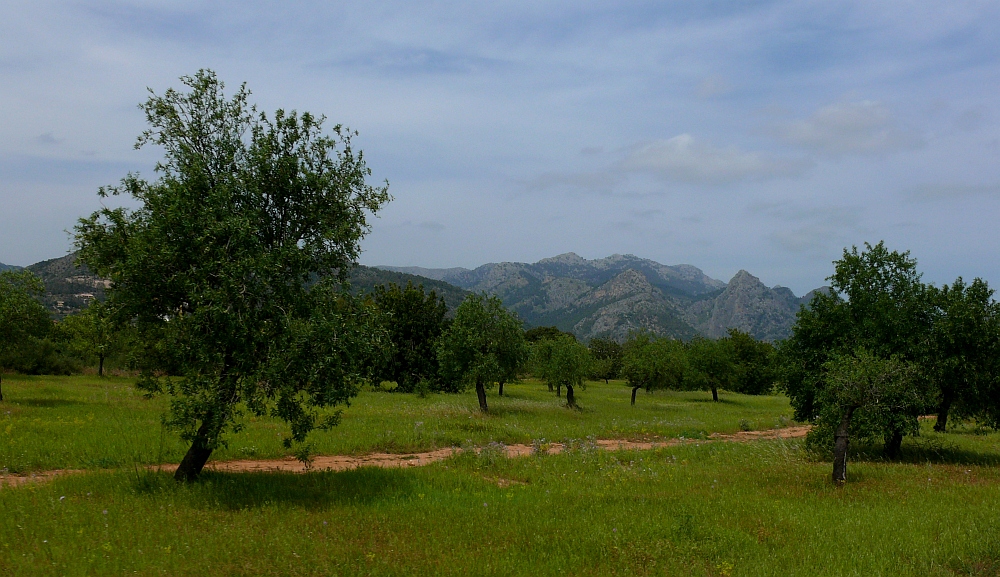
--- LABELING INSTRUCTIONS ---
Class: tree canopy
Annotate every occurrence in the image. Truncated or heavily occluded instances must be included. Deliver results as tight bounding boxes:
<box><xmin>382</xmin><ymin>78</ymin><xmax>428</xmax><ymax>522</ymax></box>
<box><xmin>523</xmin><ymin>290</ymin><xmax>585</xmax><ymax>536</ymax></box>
<box><xmin>0</xmin><ymin>270</ymin><xmax>51</xmax><ymax>401</ymax></box>
<box><xmin>370</xmin><ymin>282</ymin><xmax>448</xmax><ymax>393</ymax></box>
<box><xmin>437</xmin><ymin>293</ymin><xmax>529</xmax><ymax>411</ymax></box>
<box><xmin>532</xmin><ymin>334</ymin><xmax>591</xmax><ymax>408</ymax></box>
<box><xmin>74</xmin><ymin>70</ymin><xmax>391</xmax><ymax>481</ymax></box>
<box><xmin>620</xmin><ymin>332</ymin><xmax>687</xmax><ymax>405</ymax></box>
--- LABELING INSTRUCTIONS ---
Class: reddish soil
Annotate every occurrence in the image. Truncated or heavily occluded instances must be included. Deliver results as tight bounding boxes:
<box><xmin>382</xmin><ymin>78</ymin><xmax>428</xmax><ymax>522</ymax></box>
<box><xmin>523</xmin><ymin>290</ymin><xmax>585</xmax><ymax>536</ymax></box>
<box><xmin>0</xmin><ymin>425</ymin><xmax>810</xmax><ymax>488</ymax></box>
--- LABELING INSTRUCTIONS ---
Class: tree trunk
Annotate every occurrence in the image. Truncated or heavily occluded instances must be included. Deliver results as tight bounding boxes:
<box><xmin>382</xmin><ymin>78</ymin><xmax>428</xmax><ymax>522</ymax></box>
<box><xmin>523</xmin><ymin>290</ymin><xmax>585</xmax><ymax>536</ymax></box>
<box><xmin>566</xmin><ymin>384</ymin><xmax>576</xmax><ymax>408</ymax></box>
<box><xmin>556</xmin><ymin>384</ymin><xmax>561</xmax><ymax>398</ymax></box>
<box><xmin>498</xmin><ymin>382</ymin><xmax>504</xmax><ymax>397</ymax></box>
<box><xmin>711</xmin><ymin>386</ymin><xmax>718</xmax><ymax>402</ymax></box>
<box><xmin>174</xmin><ymin>417</ymin><xmax>216</xmax><ymax>482</ymax></box>
<box><xmin>547</xmin><ymin>383</ymin><xmax>553</xmax><ymax>392</ymax></box>
<box><xmin>631</xmin><ymin>386</ymin><xmax>640</xmax><ymax>406</ymax></box>
<box><xmin>475</xmin><ymin>379</ymin><xmax>488</xmax><ymax>412</ymax></box>
<box><xmin>884</xmin><ymin>429</ymin><xmax>903</xmax><ymax>459</ymax></box>
<box><xmin>934</xmin><ymin>393</ymin><xmax>953</xmax><ymax>432</ymax></box>
<box><xmin>0</xmin><ymin>372</ymin><xmax>4</xmax><ymax>402</ymax></box>
<box><xmin>604</xmin><ymin>378</ymin><xmax>609</xmax><ymax>384</ymax></box>
<box><xmin>832</xmin><ymin>407</ymin><xmax>855</xmax><ymax>484</ymax></box>
<box><xmin>98</xmin><ymin>355</ymin><xmax>105</xmax><ymax>378</ymax></box>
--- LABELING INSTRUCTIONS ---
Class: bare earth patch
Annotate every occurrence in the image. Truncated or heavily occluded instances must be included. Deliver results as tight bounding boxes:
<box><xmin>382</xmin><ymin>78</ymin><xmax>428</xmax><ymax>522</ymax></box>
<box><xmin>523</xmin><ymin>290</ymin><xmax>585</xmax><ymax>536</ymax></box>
<box><xmin>0</xmin><ymin>425</ymin><xmax>810</xmax><ymax>487</ymax></box>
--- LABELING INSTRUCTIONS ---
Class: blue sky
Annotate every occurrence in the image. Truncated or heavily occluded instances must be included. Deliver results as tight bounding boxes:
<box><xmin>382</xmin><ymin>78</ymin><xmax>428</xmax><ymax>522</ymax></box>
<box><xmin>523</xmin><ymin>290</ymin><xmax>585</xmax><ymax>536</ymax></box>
<box><xmin>2</xmin><ymin>1</ymin><xmax>998</xmax><ymax>294</ymax></box>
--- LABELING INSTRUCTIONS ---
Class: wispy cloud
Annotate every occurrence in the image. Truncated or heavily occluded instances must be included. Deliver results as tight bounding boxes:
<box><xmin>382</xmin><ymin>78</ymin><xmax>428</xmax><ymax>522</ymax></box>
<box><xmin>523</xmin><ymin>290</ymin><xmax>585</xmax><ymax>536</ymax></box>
<box><xmin>907</xmin><ymin>183</ymin><xmax>1000</xmax><ymax>202</ymax></box>
<box><xmin>771</xmin><ymin>100</ymin><xmax>924</xmax><ymax>157</ymax></box>
<box><xmin>621</xmin><ymin>134</ymin><xmax>811</xmax><ymax>184</ymax></box>
<box><xmin>335</xmin><ymin>46</ymin><xmax>509</xmax><ymax>76</ymax></box>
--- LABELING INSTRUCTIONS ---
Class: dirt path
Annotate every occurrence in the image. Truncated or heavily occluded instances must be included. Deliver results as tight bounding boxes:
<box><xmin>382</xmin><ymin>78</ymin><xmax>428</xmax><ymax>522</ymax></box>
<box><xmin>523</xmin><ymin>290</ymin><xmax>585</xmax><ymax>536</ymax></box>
<box><xmin>0</xmin><ymin>425</ymin><xmax>810</xmax><ymax>488</ymax></box>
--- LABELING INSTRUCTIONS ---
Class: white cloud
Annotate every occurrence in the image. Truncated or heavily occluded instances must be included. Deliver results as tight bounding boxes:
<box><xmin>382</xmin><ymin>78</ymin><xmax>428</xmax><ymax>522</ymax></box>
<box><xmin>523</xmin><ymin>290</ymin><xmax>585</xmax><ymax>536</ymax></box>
<box><xmin>773</xmin><ymin>100</ymin><xmax>924</xmax><ymax>156</ymax></box>
<box><xmin>621</xmin><ymin>134</ymin><xmax>810</xmax><ymax>184</ymax></box>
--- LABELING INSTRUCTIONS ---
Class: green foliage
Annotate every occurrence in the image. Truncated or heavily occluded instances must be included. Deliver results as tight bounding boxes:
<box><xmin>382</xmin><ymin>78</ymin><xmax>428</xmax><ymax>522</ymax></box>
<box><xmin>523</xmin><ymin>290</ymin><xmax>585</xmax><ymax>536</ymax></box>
<box><xmin>524</xmin><ymin>325</ymin><xmax>574</xmax><ymax>343</ymax></box>
<box><xmin>57</xmin><ymin>301</ymin><xmax>128</xmax><ymax>376</ymax></box>
<box><xmin>807</xmin><ymin>348</ymin><xmax>924</xmax><ymax>454</ymax></box>
<box><xmin>587</xmin><ymin>337</ymin><xmax>622</xmax><ymax>383</ymax></box>
<box><xmin>0</xmin><ymin>271</ymin><xmax>57</xmax><ymax>395</ymax></box>
<box><xmin>531</xmin><ymin>335</ymin><xmax>591</xmax><ymax>407</ymax></box>
<box><xmin>685</xmin><ymin>337</ymin><xmax>736</xmax><ymax>401</ymax></box>
<box><xmin>621</xmin><ymin>332</ymin><xmax>687</xmax><ymax>404</ymax></box>
<box><xmin>370</xmin><ymin>282</ymin><xmax>448</xmax><ymax>393</ymax></box>
<box><xmin>437</xmin><ymin>294</ymin><xmax>529</xmax><ymax>403</ymax></box>
<box><xmin>780</xmin><ymin>242</ymin><xmax>933</xmax><ymax>423</ymax></box>
<box><xmin>926</xmin><ymin>277</ymin><xmax>1000</xmax><ymax>429</ymax></box>
<box><xmin>73</xmin><ymin>70</ymin><xmax>390</xmax><ymax>478</ymax></box>
<box><xmin>724</xmin><ymin>328</ymin><xmax>777</xmax><ymax>395</ymax></box>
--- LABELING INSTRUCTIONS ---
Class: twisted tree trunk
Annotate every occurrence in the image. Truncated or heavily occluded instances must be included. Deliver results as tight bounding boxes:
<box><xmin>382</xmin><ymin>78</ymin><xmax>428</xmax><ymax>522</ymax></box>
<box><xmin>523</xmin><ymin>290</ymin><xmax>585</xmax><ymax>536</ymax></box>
<box><xmin>631</xmin><ymin>385</ymin><xmax>641</xmax><ymax>406</ymax></box>
<box><xmin>498</xmin><ymin>381</ymin><xmax>504</xmax><ymax>397</ymax></box>
<box><xmin>833</xmin><ymin>407</ymin><xmax>856</xmax><ymax>485</ymax></box>
<box><xmin>174</xmin><ymin>415</ymin><xmax>216</xmax><ymax>482</ymax></box>
<box><xmin>884</xmin><ymin>429</ymin><xmax>903</xmax><ymax>459</ymax></box>
<box><xmin>934</xmin><ymin>392</ymin><xmax>953</xmax><ymax>432</ymax></box>
<box><xmin>711</xmin><ymin>385</ymin><xmax>719</xmax><ymax>402</ymax></box>
<box><xmin>566</xmin><ymin>384</ymin><xmax>576</xmax><ymax>408</ymax></box>
<box><xmin>475</xmin><ymin>379</ymin><xmax>488</xmax><ymax>412</ymax></box>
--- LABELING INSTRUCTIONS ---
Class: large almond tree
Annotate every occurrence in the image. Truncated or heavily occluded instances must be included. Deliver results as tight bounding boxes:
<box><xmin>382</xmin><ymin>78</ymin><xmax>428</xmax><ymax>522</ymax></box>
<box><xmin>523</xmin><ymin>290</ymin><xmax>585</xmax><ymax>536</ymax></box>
<box><xmin>75</xmin><ymin>70</ymin><xmax>390</xmax><ymax>481</ymax></box>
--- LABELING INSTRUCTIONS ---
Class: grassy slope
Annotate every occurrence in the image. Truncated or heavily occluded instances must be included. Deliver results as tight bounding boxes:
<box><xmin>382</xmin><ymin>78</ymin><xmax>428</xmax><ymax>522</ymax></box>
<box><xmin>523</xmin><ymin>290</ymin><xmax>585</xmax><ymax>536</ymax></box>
<box><xmin>1</xmin><ymin>375</ymin><xmax>793</xmax><ymax>473</ymax></box>
<box><xmin>3</xmin><ymin>376</ymin><xmax>1000</xmax><ymax>575</ymax></box>
<box><xmin>2</xmin><ymin>436</ymin><xmax>1000</xmax><ymax>576</ymax></box>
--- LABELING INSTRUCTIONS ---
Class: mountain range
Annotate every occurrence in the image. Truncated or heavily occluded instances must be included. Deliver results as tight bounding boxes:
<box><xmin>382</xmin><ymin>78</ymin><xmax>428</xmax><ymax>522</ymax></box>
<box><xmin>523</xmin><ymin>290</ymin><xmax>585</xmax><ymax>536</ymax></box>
<box><xmin>380</xmin><ymin>253</ymin><xmax>824</xmax><ymax>342</ymax></box>
<box><xmin>7</xmin><ymin>252</ymin><xmax>823</xmax><ymax>341</ymax></box>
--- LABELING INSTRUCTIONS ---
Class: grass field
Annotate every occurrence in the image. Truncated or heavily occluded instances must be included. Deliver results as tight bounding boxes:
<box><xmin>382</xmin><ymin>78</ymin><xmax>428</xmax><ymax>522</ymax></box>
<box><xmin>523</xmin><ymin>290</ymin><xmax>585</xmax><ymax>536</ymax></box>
<box><xmin>0</xmin><ymin>375</ymin><xmax>794</xmax><ymax>473</ymax></box>
<box><xmin>2</xmin><ymin>375</ymin><xmax>1000</xmax><ymax>576</ymax></box>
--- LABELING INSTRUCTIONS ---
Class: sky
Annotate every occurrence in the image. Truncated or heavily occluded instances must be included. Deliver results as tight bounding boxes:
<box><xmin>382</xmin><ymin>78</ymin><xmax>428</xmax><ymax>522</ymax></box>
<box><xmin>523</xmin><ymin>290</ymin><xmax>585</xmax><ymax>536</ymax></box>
<box><xmin>1</xmin><ymin>1</ymin><xmax>999</xmax><ymax>295</ymax></box>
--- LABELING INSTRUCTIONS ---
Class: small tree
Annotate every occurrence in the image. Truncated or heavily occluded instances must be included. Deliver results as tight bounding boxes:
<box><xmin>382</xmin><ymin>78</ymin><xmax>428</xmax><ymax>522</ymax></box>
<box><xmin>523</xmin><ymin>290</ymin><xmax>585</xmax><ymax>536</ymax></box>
<box><xmin>75</xmin><ymin>70</ymin><xmax>391</xmax><ymax>481</ymax></box>
<box><xmin>780</xmin><ymin>242</ymin><xmax>933</xmax><ymax>458</ymax></box>
<box><xmin>588</xmin><ymin>338</ymin><xmax>623</xmax><ymax>383</ymax></box>
<box><xmin>621</xmin><ymin>332</ymin><xmax>686</xmax><ymax>406</ymax></box>
<box><xmin>370</xmin><ymin>282</ymin><xmax>448</xmax><ymax>393</ymax></box>
<box><xmin>926</xmin><ymin>277</ymin><xmax>1000</xmax><ymax>431</ymax></box>
<box><xmin>0</xmin><ymin>270</ymin><xmax>51</xmax><ymax>401</ymax></box>
<box><xmin>725</xmin><ymin>328</ymin><xmax>777</xmax><ymax>395</ymax></box>
<box><xmin>60</xmin><ymin>300</ymin><xmax>118</xmax><ymax>377</ymax></box>
<box><xmin>818</xmin><ymin>349</ymin><xmax>920</xmax><ymax>484</ymax></box>
<box><xmin>437</xmin><ymin>294</ymin><xmax>528</xmax><ymax>412</ymax></box>
<box><xmin>533</xmin><ymin>334</ymin><xmax>591</xmax><ymax>408</ymax></box>
<box><xmin>685</xmin><ymin>337</ymin><xmax>735</xmax><ymax>402</ymax></box>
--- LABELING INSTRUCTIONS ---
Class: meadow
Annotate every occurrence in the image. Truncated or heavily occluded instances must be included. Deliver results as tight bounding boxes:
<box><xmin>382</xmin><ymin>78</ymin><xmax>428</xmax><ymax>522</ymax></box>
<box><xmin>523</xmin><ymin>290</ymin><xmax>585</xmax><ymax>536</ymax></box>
<box><xmin>2</xmin><ymin>375</ymin><xmax>1000</xmax><ymax>576</ymax></box>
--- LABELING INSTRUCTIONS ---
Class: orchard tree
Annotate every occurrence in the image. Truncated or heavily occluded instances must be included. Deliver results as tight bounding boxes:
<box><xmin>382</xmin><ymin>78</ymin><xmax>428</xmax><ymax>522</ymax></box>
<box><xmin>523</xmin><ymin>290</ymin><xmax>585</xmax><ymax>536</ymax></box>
<box><xmin>60</xmin><ymin>300</ymin><xmax>118</xmax><ymax>377</ymax></box>
<box><xmin>685</xmin><ymin>337</ymin><xmax>735</xmax><ymax>402</ymax></box>
<box><xmin>780</xmin><ymin>242</ymin><xmax>934</xmax><ymax>458</ymax></box>
<box><xmin>819</xmin><ymin>349</ymin><xmax>921</xmax><ymax>484</ymax></box>
<box><xmin>621</xmin><ymin>332</ymin><xmax>686</xmax><ymax>406</ymax></box>
<box><xmin>0</xmin><ymin>270</ymin><xmax>51</xmax><ymax>401</ymax></box>
<box><xmin>926</xmin><ymin>278</ymin><xmax>1000</xmax><ymax>431</ymax></box>
<box><xmin>370</xmin><ymin>282</ymin><xmax>448</xmax><ymax>393</ymax></box>
<box><xmin>588</xmin><ymin>337</ymin><xmax>623</xmax><ymax>383</ymax></box>
<box><xmin>725</xmin><ymin>328</ymin><xmax>777</xmax><ymax>395</ymax></box>
<box><xmin>437</xmin><ymin>294</ymin><xmax>528</xmax><ymax>412</ymax></box>
<box><xmin>533</xmin><ymin>334</ymin><xmax>591</xmax><ymax>408</ymax></box>
<box><xmin>75</xmin><ymin>70</ymin><xmax>391</xmax><ymax>481</ymax></box>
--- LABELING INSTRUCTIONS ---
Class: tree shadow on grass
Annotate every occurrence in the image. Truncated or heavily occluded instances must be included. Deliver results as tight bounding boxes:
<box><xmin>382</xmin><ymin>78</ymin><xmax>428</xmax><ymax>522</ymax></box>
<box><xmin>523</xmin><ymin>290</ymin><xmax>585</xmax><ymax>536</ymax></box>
<box><xmin>137</xmin><ymin>467</ymin><xmax>420</xmax><ymax>511</ymax></box>
<box><xmin>13</xmin><ymin>398</ymin><xmax>86</xmax><ymax>408</ymax></box>
<box><xmin>848</xmin><ymin>438</ymin><xmax>1000</xmax><ymax>467</ymax></box>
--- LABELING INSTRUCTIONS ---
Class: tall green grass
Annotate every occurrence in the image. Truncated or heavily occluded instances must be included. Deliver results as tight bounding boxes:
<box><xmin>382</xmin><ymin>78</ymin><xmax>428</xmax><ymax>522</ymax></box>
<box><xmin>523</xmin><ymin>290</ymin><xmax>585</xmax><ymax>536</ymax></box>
<box><xmin>2</xmin><ymin>437</ymin><xmax>999</xmax><ymax>576</ymax></box>
<box><xmin>0</xmin><ymin>375</ymin><xmax>795</xmax><ymax>473</ymax></box>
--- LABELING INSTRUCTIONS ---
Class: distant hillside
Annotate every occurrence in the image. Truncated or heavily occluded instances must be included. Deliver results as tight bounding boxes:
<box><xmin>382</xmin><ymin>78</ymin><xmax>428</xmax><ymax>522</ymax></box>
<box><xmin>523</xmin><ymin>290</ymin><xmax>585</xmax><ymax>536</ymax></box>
<box><xmin>348</xmin><ymin>265</ymin><xmax>470</xmax><ymax>313</ymax></box>
<box><xmin>22</xmin><ymin>252</ymin><xmax>471</xmax><ymax>318</ymax></box>
<box><xmin>26</xmin><ymin>253</ymin><xmax>107</xmax><ymax>317</ymax></box>
<box><xmin>0</xmin><ymin>262</ymin><xmax>22</xmax><ymax>272</ymax></box>
<box><xmin>381</xmin><ymin>253</ymin><xmax>822</xmax><ymax>342</ymax></box>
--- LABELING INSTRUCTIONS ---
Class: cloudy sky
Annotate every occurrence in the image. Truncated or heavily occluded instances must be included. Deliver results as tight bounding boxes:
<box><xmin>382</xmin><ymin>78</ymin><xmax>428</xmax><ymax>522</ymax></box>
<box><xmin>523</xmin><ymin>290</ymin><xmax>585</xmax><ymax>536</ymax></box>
<box><xmin>2</xmin><ymin>1</ymin><xmax>998</xmax><ymax>294</ymax></box>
